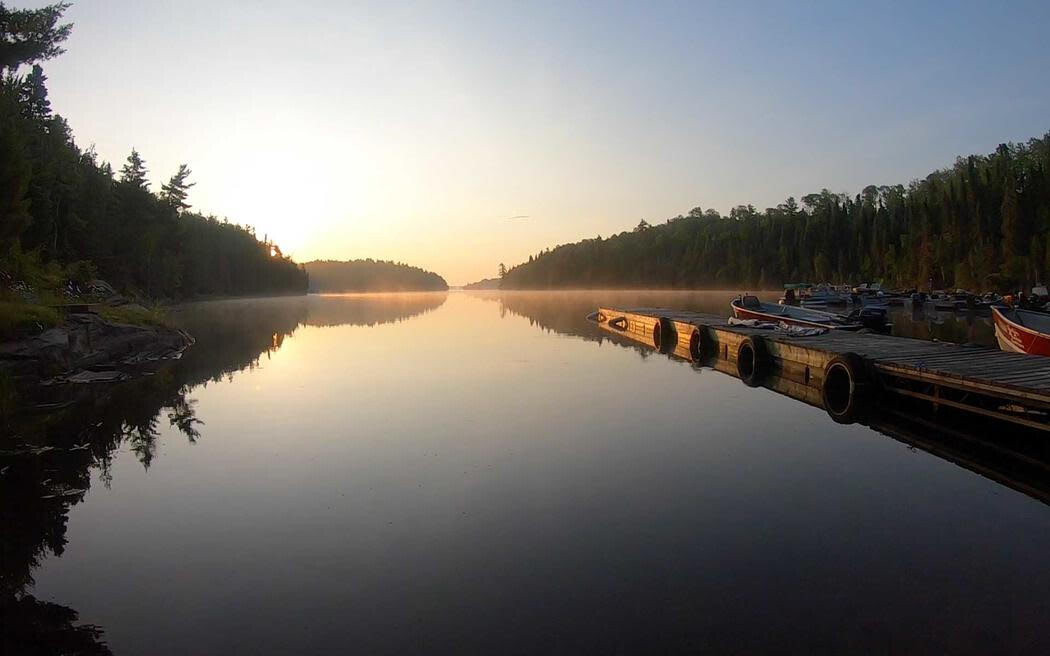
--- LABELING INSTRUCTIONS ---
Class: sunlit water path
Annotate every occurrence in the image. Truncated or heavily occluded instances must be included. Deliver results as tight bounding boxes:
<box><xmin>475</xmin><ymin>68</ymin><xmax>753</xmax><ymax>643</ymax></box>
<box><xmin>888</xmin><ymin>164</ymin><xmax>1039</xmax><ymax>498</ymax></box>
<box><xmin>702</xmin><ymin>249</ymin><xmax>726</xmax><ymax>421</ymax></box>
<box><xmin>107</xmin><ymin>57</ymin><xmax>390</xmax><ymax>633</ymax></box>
<box><xmin>17</xmin><ymin>292</ymin><xmax>1049</xmax><ymax>654</ymax></box>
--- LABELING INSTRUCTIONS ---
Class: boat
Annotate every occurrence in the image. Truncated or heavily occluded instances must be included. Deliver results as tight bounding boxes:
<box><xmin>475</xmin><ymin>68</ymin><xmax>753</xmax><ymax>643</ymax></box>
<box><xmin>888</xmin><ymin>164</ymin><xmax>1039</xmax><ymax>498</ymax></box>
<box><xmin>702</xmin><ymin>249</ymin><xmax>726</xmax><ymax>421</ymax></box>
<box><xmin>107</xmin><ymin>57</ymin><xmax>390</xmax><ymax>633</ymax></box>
<box><xmin>928</xmin><ymin>291</ymin><xmax>957</xmax><ymax>311</ymax></box>
<box><xmin>983</xmin><ymin>292</ymin><xmax>1003</xmax><ymax>305</ymax></box>
<box><xmin>954</xmin><ymin>290</ymin><xmax>995</xmax><ymax>312</ymax></box>
<box><xmin>800</xmin><ymin>283</ymin><xmax>853</xmax><ymax>307</ymax></box>
<box><xmin>992</xmin><ymin>305</ymin><xmax>1050</xmax><ymax>355</ymax></box>
<box><xmin>907</xmin><ymin>291</ymin><xmax>927</xmax><ymax>306</ymax></box>
<box><xmin>732</xmin><ymin>295</ymin><xmax>889</xmax><ymax>331</ymax></box>
<box><xmin>778</xmin><ymin>283</ymin><xmax>811</xmax><ymax>305</ymax></box>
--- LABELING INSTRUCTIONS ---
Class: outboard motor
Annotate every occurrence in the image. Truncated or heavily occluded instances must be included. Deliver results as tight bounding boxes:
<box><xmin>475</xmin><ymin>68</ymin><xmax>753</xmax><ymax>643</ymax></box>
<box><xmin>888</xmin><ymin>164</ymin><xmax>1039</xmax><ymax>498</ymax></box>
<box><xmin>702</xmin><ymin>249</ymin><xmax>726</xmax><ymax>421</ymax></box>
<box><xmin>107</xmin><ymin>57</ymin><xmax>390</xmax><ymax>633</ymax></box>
<box><xmin>741</xmin><ymin>295</ymin><xmax>762</xmax><ymax>309</ymax></box>
<box><xmin>857</xmin><ymin>306</ymin><xmax>889</xmax><ymax>331</ymax></box>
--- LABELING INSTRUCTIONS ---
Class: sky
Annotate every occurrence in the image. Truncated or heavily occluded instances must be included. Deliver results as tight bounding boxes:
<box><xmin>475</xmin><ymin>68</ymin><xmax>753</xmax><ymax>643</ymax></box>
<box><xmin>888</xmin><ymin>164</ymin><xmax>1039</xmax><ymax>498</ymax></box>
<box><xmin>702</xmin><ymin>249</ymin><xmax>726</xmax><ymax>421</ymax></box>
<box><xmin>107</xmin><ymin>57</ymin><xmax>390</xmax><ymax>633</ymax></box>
<box><xmin>25</xmin><ymin>0</ymin><xmax>1050</xmax><ymax>285</ymax></box>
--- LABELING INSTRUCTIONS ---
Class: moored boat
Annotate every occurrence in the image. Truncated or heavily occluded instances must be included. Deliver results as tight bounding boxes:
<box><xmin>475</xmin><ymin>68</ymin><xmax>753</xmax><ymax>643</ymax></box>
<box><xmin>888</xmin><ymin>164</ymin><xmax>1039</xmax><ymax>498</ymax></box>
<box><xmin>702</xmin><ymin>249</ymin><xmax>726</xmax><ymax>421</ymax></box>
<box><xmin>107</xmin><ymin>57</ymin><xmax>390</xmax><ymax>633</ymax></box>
<box><xmin>802</xmin><ymin>283</ymin><xmax>852</xmax><ymax>307</ymax></box>
<box><xmin>732</xmin><ymin>295</ymin><xmax>888</xmax><ymax>331</ymax></box>
<box><xmin>926</xmin><ymin>291</ymin><xmax>951</xmax><ymax>310</ymax></box>
<box><xmin>779</xmin><ymin>282</ymin><xmax>852</xmax><ymax>307</ymax></box>
<box><xmin>992</xmin><ymin>305</ymin><xmax>1050</xmax><ymax>355</ymax></box>
<box><xmin>778</xmin><ymin>283</ymin><xmax>810</xmax><ymax>305</ymax></box>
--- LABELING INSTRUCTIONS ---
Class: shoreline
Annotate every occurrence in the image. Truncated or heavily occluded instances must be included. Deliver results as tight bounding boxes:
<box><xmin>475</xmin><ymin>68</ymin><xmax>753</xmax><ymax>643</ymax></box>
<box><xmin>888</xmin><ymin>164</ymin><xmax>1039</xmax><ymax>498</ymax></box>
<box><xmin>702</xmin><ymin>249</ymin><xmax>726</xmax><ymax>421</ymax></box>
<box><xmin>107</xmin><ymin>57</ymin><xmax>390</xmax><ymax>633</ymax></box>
<box><xmin>461</xmin><ymin>287</ymin><xmax>786</xmax><ymax>293</ymax></box>
<box><xmin>171</xmin><ymin>289</ymin><xmax>308</xmax><ymax>304</ymax></box>
<box><xmin>0</xmin><ymin>312</ymin><xmax>194</xmax><ymax>389</ymax></box>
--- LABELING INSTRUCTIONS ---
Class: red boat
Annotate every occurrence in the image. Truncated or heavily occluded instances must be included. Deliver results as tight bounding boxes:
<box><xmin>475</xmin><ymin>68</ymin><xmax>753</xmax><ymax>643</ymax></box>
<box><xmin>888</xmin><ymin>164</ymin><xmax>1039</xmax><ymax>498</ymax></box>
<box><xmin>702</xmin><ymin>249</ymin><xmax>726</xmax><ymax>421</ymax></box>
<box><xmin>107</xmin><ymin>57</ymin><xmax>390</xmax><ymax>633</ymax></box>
<box><xmin>992</xmin><ymin>305</ymin><xmax>1050</xmax><ymax>355</ymax></box>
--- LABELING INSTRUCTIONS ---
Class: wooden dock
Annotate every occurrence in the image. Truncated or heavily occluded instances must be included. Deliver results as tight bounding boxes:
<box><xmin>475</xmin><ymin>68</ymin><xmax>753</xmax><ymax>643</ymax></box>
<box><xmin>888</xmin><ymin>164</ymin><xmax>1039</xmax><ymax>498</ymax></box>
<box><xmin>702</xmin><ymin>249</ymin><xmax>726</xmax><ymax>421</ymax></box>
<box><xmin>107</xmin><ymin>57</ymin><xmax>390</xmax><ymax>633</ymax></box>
<box><xmin>597</xmin><ymin>306</ymin><xmax>1050</xmax><ymax>432</ymax></box>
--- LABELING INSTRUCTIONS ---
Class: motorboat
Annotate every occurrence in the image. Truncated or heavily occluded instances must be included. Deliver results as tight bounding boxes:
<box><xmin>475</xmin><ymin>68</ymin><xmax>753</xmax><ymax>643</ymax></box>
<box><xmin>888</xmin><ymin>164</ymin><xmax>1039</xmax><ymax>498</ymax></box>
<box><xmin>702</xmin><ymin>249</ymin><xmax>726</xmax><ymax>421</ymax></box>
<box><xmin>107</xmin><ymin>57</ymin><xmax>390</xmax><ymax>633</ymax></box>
<box><xmin>992</xmin><ymin>305</ymin><xmax>1050</xmax><ymax>355</ymax></box>
<box><xmin>778</xmin><ymin>283</ymin><xmax>811</xmax><ymax>306</ymax></box>
<box><xmin>732</xmin><ymin>295</ymin><xmax>889</xmax><ymax>331</ymax></box>
<box><xmin>800</xmin><ymin>283</ymin><xmax>852</xmax><ymax>307</ymax></box>
<box><xmin>907</xmin><ymin>291</ymin><xmax>927</xmax><ymax>306</ymax></box>
<box><xmin>928</xmin><ymin>291</ymin><xmax>958</xmax><ymax>311</ymax></box>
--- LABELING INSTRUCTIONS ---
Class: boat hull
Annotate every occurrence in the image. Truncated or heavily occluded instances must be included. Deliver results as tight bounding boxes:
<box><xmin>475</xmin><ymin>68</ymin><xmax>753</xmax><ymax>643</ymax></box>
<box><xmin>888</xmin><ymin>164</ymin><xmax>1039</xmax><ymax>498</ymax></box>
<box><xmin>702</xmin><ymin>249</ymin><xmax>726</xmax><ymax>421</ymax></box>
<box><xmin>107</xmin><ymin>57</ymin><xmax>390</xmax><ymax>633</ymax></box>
<box><xmin>731</xmin><ymin>303</ymin><xmax>861</xmax><ymax>331</ymax></box>
<box><xmin>992</xmin><ymin>306</ymin><xmax>1050</xmax><ymax>356</ymax></box>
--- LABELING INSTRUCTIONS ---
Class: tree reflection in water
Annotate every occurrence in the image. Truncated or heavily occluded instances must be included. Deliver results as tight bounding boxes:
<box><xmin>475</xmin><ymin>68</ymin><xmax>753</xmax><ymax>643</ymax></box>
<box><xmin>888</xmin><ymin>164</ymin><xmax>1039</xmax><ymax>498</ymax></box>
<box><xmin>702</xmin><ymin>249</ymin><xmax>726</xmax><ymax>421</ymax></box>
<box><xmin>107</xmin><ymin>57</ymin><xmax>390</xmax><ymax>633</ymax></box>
<box><xmin>0</xmin><ymin>292</ymin><xmax>446</xmax><ymax>653</ymax></box>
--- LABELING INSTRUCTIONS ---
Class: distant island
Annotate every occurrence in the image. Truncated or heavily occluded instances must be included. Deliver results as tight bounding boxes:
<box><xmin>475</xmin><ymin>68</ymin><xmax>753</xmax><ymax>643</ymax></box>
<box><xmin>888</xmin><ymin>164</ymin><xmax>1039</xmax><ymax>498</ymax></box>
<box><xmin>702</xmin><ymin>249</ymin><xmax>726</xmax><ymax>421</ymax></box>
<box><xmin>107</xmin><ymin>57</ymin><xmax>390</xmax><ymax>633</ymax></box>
<box><xmin>501</xmin><ymin>133</ymin><xmax>1050</xmax><ymax>293</ymax></box>
<box><xmin>462</xmin><ymin>277</ymin><xmax>501</xmax><ymax>290</ymax></box>
<box><xmin>304</xmin><ymin>260</ymin><xmax>448</xmax><ymax>293</ymax></box>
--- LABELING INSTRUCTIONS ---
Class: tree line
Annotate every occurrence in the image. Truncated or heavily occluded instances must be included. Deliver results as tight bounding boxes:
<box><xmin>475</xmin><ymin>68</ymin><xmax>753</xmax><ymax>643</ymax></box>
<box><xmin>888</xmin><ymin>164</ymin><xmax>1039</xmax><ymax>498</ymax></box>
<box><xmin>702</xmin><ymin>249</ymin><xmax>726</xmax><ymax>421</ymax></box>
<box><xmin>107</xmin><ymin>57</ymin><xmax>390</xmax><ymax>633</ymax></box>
<box><xmin>304</xmin><ymin>259</ymin><xmax>447</xmax><ymax>293</ymax></box>
<box><xmin>0</xmin><ymin>2</ymin><xmax>307</xmax><ymax>300</ymax></box>
<box><xmin>502</xmin><ymin>134</ymin><xmax>1050</xmax><ymax>292</ymax></box>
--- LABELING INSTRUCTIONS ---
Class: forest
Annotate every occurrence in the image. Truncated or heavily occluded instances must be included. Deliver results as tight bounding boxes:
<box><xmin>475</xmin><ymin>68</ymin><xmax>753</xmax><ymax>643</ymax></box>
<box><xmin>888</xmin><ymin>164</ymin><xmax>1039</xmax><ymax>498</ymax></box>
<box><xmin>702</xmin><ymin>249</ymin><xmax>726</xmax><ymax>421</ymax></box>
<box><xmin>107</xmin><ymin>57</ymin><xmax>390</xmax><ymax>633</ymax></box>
<box><xmin>463</xmin><ymin>277</ymin><xmax>500</xmax><ymax>290</ymax></box>
<box><xmin>0</xmin><ymin>3</ymin><xmax>307</xmax><ymax>303</ymax></box>
<box><xmin>305</xmin><ymin>259</ymin><xmax>448</xmax><ymax>293</ymax></box>
<box><xmin>502</xmin><ymin>135</ymin><xmax>1050</xmax><ymax>292</ymax></box>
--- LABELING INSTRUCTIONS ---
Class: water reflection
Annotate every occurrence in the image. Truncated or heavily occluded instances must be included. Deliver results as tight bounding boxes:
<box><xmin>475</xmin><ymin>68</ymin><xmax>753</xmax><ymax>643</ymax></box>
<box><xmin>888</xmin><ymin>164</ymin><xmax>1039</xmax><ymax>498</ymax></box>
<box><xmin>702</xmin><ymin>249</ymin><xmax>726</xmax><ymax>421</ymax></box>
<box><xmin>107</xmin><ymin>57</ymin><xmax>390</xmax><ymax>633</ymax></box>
<box><xmin>473</xmin><ymin>291</ymin><xmax>1048</xmax><ymax>504</ymax></box>
<box><xmin>474</xmin><ymin>289</ymin><xmax>996</xmax><ymax>347</ymax></box>
<box><xmin>4</xmin><ymin>291</ymin><xmax>1047</xmax><ymax>654</ymax></box>
<box><xmin>1</xmin><ymin>292</ymin><xmax>446</xmax><ymax>652</ymax></box>
<box><xmin>301</xmin><ymin>292</ymin><xmax>447</xmax><ymax>328</ymax></box>
<box><xmin>892</xmin><ymin>304</ymin><xmax>994</xmax><ymax>344</ymax></box>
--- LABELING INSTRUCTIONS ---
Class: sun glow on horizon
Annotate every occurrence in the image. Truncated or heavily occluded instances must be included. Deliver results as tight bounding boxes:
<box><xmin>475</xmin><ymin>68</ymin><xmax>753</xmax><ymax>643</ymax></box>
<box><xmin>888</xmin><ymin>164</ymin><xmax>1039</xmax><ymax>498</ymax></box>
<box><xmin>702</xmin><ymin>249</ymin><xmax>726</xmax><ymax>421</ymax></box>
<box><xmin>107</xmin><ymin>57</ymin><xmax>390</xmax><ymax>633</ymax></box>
<box><xmin>36</xmin><ymin>0</ymin><xmax>1050</xmax><ymax>285</ymax></box>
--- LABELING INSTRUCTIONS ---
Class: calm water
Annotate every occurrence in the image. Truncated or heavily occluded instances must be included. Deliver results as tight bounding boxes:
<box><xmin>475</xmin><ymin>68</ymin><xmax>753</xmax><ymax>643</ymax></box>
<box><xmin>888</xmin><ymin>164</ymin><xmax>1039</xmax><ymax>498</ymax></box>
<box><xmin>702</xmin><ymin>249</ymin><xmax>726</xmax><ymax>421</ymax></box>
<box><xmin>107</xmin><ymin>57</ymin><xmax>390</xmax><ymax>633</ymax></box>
<box><xmin>6</xmin><ymin>291</ymin><xmax>1048</xmax><ymax>654</ymax></box>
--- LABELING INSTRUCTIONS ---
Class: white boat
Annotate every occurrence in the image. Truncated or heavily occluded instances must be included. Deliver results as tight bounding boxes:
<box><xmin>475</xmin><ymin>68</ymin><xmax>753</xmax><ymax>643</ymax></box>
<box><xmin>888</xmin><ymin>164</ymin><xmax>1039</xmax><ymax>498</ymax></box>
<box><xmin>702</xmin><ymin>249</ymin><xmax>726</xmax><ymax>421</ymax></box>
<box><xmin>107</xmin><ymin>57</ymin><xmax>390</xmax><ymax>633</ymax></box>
<box><xmin>732</xmin><ymin>295</ymin><xmax>888</xmax><ymax>331</ymax></box>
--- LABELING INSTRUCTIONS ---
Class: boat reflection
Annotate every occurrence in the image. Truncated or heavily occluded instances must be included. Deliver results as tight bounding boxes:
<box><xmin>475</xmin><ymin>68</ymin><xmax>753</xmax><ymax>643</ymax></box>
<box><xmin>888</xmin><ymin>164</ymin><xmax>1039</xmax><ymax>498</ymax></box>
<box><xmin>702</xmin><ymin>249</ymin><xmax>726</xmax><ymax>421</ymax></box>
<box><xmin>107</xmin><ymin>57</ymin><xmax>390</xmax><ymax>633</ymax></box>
<box><xmin>598</xmin><ymin>312</ymin><xmax>1050</xmax><ymax>508</ymax></box>
<box><xmin>476</xmin><ymin>289</ymin><xmax>996</xmax><ymax>347</ymax></box>
<box><xmin>894</xmin><ymin>304</ymin><xmax>994</xmax><ymax>344</ymax></box>
<box><xmin>0</xmin><ymin>290</ymin><xmax>1033</xmax><ymax>651</ymax></box>
<box><xmin>474</xmin><ymin>291</ymin><xmax>1048</xmax><ymax>506</ymax></box>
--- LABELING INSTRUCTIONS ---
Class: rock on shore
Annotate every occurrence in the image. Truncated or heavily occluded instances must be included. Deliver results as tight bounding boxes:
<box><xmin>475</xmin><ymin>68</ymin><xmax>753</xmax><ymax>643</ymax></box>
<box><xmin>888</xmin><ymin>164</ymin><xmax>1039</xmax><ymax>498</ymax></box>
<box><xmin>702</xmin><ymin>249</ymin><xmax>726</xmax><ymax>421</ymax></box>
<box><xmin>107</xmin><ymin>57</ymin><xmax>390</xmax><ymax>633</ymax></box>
<box><xmin>0</xmin><ymin>313</ymin><xmax>194</xmax><ymax>383</ymax></box>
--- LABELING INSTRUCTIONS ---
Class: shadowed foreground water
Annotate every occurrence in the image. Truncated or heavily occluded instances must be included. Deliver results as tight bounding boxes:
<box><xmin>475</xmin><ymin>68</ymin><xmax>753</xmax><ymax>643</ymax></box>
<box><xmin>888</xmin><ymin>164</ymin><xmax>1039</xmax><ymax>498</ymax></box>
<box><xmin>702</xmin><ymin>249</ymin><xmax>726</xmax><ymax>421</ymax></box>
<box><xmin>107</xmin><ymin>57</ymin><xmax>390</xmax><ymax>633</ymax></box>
<box><xmin>6</xmin><ymin>291</ymin><xmax>1048</xmax><ymax>655</ymax></box>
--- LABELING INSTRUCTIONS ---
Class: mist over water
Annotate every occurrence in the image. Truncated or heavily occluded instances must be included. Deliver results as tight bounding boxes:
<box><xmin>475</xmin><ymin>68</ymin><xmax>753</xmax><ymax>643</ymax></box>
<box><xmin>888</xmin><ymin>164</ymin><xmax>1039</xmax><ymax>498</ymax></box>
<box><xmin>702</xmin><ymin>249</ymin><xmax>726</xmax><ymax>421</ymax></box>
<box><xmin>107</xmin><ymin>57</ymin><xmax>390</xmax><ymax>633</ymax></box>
<box><xmin>13</xmin><ymin>292</ymin><xmax>1044</xmax><ymax>655</ymax></box>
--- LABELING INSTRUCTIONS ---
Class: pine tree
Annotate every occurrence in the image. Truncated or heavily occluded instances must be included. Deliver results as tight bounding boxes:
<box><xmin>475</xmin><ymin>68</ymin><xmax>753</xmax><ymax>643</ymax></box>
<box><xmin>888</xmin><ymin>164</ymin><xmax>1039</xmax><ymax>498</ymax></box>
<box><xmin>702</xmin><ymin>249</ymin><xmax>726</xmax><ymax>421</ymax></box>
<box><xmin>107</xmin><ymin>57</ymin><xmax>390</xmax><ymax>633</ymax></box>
<box><xmin>999</xmin><ymin>173</ymin><xmax>1024</xmax><ymax>287</ymax></box>
<box><xmin>0</xmin><ymin>2</ymin><xmax>73</xmax><ymax>72</ymax></box>
<box><xmin>17</xmin><ymin>64</ymin><xmax>50</xmax><ymax>122</ymax></box>
<box><xmin>160</xmin><ymin>163</ymin><xmax>195</xmax><ymax>212</ymax></box>
<box><xmin>0</xmin><ymin>90</ymin><xmax>31</xmax><ymax>249</ymax></box>
<box><xmin>120</xmin><ymin>148</ymin><xmax>149</xmax><ymax>189</ymax></box>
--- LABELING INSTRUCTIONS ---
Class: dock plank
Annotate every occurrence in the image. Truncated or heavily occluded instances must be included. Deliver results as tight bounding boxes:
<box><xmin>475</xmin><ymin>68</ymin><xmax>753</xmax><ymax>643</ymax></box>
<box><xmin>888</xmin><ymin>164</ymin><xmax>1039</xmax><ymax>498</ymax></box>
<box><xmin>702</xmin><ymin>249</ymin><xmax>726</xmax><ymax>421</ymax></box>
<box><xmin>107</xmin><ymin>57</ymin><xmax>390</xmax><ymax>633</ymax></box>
<box><xmin>598</xmin><ymin>305</ymin><xmax>1050</xmax><ymax>412</ymax></box>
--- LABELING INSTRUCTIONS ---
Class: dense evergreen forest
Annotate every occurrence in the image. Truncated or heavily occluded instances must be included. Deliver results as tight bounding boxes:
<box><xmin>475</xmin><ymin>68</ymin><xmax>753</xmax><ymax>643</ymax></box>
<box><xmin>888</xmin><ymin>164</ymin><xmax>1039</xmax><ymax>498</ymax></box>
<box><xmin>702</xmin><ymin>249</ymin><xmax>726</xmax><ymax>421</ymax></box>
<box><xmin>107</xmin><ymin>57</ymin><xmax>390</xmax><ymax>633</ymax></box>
<box><xmin>305</xmin><ymin>260</ymin><xmax>448</xmax><ymax>293</ymax></box>
<box><xmin>463</xmin><ymin>277</ymin><xmax>500</xmax><ymax>290</ymax></box>
<box><xmin>0</xmin><ymin>3</ymin><xmax>307</xmax><ymax>301</ymax></box>
<box><xmin>502</xmin><ymin>135</ymin><xmax>1050</xmax><ymax>292</ymax></box>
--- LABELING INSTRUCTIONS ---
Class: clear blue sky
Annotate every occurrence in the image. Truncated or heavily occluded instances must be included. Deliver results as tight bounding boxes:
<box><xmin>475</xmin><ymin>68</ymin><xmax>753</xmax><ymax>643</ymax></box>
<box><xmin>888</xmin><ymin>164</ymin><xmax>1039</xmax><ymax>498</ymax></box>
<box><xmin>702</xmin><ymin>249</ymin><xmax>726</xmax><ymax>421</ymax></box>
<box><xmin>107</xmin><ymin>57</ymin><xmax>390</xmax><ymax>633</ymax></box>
<box><xmin>26</xmin><ymin>0</ymin><xmax>1050</xmax><ymax>284</ymax></box>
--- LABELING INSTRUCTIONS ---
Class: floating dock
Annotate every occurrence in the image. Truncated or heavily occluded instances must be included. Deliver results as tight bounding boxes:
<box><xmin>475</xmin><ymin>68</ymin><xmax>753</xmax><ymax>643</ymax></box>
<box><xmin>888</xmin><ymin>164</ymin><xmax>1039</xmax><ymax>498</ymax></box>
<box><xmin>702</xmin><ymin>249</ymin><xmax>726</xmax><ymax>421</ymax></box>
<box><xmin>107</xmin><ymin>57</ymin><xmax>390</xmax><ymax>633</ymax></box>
<box><xmin>596</xmin><ymin>307</ymin><xmax>1050</xmax><ymax>432</ymax></box>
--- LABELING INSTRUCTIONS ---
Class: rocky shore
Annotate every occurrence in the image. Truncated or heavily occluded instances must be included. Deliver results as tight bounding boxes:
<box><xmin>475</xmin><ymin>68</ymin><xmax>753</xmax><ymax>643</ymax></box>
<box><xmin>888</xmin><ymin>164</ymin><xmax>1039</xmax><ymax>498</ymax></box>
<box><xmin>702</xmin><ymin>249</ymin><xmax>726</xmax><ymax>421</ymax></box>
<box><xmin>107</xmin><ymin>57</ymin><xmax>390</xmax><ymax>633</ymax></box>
<box><xmin>0</xmin><ymin>312</ymin><xmax>194</xmax><ymax>384</ymax></box>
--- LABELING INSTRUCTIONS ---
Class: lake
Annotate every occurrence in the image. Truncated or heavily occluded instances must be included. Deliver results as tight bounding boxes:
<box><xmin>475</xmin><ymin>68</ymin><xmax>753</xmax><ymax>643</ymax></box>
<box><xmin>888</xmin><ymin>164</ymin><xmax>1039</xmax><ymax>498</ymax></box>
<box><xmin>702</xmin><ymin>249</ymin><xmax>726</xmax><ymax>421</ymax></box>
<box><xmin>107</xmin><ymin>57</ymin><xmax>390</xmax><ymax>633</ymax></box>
<box><xmin>6</xmin><ymin>291</ymin><xmax>1049</xmax><ymax>654</ymax></box>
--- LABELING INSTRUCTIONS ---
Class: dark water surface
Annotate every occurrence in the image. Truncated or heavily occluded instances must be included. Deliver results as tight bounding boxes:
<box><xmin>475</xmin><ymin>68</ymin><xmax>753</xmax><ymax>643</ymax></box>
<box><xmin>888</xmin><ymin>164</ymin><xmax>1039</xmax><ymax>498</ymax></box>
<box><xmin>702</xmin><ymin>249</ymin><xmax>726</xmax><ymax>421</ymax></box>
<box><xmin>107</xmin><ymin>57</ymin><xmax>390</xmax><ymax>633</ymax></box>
<box><xmin>8</xmin><ymin>291</ymin><xmax>1049</xmax><ymax>654</ymax></box>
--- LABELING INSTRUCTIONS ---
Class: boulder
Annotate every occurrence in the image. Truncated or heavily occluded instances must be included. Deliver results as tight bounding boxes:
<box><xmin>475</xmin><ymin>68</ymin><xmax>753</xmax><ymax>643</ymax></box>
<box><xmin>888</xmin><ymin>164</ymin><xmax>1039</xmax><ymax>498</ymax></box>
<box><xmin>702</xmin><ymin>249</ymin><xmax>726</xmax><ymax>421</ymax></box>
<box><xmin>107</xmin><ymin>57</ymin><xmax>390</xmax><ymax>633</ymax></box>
<box><xmin>87</xmin><ymin>279</ymin><xmax>116</xmax><ymax>296</ymax></box>
<box><xmin>0</xmin><ymin>312</ymin><xmax>194</xmax><ymax>383</ymax></box>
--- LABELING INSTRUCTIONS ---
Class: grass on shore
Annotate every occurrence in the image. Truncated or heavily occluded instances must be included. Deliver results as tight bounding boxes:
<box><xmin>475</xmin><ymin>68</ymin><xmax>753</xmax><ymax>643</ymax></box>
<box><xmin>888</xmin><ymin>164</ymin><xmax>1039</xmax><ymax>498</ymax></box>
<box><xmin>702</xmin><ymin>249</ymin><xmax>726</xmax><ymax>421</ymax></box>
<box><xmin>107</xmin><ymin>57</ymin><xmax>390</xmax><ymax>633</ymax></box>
<box><xmin>96</xmin><ymin>304</ymin><xmax>167</xmax><ymax>327</ymax></box>
<box><xmin>0</xmin><ymin>301</ymin><xmax>168</xmax><ymax>342</ymax></box>
<box><xmin>0</xmin><ymin>302</ymin><xmax>60</xmax><ymax>341</ymax></box>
